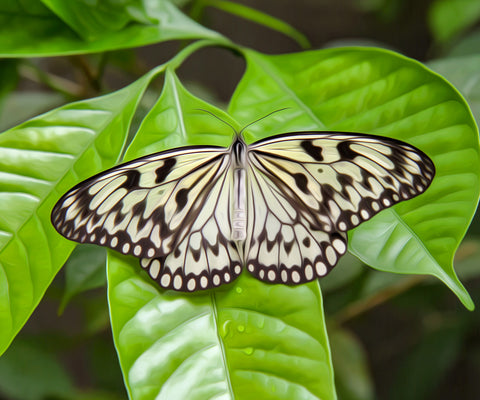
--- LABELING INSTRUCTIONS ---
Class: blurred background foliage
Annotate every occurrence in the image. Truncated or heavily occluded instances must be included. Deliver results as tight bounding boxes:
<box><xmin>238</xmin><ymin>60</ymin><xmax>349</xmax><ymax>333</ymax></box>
<box><xmin>0</xmin><ymin>0</ymin><xmax>479</xmax><ymax>399</ymax></box>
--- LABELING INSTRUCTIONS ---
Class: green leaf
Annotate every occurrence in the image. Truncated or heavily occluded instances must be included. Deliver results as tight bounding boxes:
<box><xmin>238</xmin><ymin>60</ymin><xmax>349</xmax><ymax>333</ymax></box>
<box><xmin>0</xmin><ymin>0</ymin><xmax>220</xmax><ymax>57</ymax></box>
<box><xmin>429</xmin><ymin>0</ymin><xmax>480</xmax><ymax>43</ymax></box>
<box><xmin>108</xmin><ymin>72</ymin><xmax>336</xmax><ymax>399</ymax></box>
<box><xmin>0</xmin><ymin>68</ymin><xmax>160</xmax><ymax>356</ymax></box>
<box><xmin>229</xmin><ymin>47</ymin><xmax>479</xmax><ymax>309</ymax></box>
<box><xmin>124</xmin><ymin>67</ymin><xmax>238</xmax><ymax>161</ymax></box>
<box><xmin>109</xmin><ymin>254</ymin><xmax>335</xmax><ymax>400</ymax></box>
<box><xmin>59</xmin><ymin>245</ymin><xmax>107</xmax><ymax>314</ymax></box>
<box><xmin>0</xmin><ymin>338</ymin><xmax>74</xmax><ymax>400</ymax></box>
<box><xmin>40</xmin><ymin>0</ymin><xmax>153</xmax><ymax>41</ymax></box>
<box><xmin>428</xmin><ymin>55</ymin><xmax>480</xmax><ymax>125</ymax></box>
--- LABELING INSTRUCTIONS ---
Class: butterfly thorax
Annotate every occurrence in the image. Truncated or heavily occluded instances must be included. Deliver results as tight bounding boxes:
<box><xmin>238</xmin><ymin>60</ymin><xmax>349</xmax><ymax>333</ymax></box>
<box><xmin>231</xmin><ymin>136</ymin><xmax>247</xmax><ymax>241</ymax></box>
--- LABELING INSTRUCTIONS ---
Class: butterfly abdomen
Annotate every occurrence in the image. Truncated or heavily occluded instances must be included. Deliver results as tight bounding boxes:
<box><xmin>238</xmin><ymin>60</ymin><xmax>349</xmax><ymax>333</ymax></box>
<box><xmin>231</xmin><ymin>138</ymin><xmax>248</xmax><ymax>241</ymax></box>
<box><xmin>232</xmin><ymin>168</ymin><xmax>247</xmax><ymax>240</ymax></box>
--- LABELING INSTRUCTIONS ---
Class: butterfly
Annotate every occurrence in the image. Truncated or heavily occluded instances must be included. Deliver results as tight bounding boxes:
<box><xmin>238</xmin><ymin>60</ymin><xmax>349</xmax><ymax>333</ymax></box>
<box><xmin>51</xmin><ymin>123</ymin><xmax>435</xmax><ymax>292</ymax></box>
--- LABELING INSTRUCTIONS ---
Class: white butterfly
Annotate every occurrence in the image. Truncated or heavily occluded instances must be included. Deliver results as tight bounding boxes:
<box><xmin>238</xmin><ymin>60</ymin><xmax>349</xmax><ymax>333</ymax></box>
<box><xmin>51</xmin><ymin>127</ymin><xmax>435</xmax><ymax>292</ymax></box>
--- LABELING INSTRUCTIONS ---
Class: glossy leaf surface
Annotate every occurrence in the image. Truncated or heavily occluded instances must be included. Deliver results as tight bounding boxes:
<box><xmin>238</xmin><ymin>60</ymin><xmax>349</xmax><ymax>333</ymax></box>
<box><xmin>0</xmin><ymin>69</ymin><xmax>158</xmax><ymax>355</ymax></box>
<box><xmin>0</xmin><ymin>0</ymin><xmax>219</xmax><ymax>57</ymax></box>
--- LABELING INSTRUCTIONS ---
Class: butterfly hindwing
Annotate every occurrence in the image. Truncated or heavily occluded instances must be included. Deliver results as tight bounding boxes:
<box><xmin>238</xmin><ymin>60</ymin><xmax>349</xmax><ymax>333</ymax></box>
<box><xmin>245</xmin><ymin>161</ymin><xmax>348</xmax><ymax>284</ymax></box>
<box><xmin>139</xmin><ymin>166</ymin><xmax>243</xmax><ymax>291</ymax></box>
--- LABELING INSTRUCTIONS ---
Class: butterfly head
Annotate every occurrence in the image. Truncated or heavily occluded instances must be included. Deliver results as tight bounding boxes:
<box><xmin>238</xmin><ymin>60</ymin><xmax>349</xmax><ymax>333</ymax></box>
<box><xmin>232</xmin><ymin>136</ymin><xmax>247</xmax><ymax>167</ymax></box>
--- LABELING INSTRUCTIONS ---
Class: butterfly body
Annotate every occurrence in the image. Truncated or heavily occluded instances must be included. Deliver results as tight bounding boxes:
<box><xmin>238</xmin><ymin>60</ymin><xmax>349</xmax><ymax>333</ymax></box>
<box><xmin>52</xmin><ymin>130</ymin><xmax>434</xmax><ymax>292</ymax></box>
<box><xmin>231</xmin><ymin>136</ymin><xmax>248</xmax><ymax>242</ymax></box>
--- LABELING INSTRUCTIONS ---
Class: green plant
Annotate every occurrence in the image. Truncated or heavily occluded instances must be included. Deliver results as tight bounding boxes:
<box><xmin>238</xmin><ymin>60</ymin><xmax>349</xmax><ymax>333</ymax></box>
<box><xmin>0</xmin><ymin>1</ymin><xmax>479</xmax><ymax>399</ymax></box>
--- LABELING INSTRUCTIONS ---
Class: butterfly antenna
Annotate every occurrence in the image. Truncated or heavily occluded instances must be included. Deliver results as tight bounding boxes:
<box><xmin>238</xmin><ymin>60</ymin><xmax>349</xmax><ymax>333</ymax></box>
<box><xmin>195</xmin><ymin>108</ymin><xmax>238</xmax><ymax>136</ymax></box>
<box><xmin>238</xmin><ymin>107</ymin><xmax>290</xmax><ymax>136</ymax></box>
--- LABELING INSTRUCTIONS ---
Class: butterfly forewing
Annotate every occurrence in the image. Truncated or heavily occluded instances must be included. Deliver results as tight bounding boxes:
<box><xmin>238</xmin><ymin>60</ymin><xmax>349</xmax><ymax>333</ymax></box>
<box><xmin>51</xmin><ymin>146</ymin><xmax>235</xmax><ymax>259</ymax></box>
<box><xmin>249</xmin><ymin>132</ymin><xmax>435</xmax><ymax>233</ymax></box>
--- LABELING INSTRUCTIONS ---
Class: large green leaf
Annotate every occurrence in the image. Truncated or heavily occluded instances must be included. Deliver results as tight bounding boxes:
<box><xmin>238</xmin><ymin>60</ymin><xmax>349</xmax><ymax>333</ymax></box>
<box><xmin>108</xmin><ymin>71</ymin><xmax>336</xmax><ymax>399</ymax></box>
<box><xmin>229</xmin><ymin>47</ymin><xmax>479</xmax><ymax>309</ymax></box>
<box><xmin>40</xmin><ymin>0</ymin><xmax>153</xmax><ymax>41</ymax></box>
<box><xmin>0</xmin><ymin>0</ymin><xmax>219</xmax><ymax>57</ymax></box>
<box><xmin>0</xmin><ymin>67</ymin><xmax>160</xmax><ymax>356</ymax></box>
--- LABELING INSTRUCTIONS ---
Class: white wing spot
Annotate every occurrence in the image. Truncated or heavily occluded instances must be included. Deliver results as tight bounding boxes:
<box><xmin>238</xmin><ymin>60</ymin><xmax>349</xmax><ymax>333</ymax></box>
<box><xmin>213</xmin><ymin>275</ymin><xmax>221</xmax><ymax>286</ymax></box>
<box><xmin>147</xmin><ymin>248</ymin><xmax>155</xmax><ymax>258</ymax></box>
<box><xmin>267</xmin><ymin>270</ymin><xmax>276</xmax><ymax>281</ymax></box>
<box><xmin>110</xmin><ymin>237</ymin><xmax>118</xmax><ymax>247</ymax></box>
<box><xmin>333</xmin><ymin>239</ymin><xmax>346</xmax><ymax>254</ymax></box>
<box><xmin>224</xmin><ymin>272</ymin><xmax>231</xmax><ymax>282</ymax></box>
<box><xmin>187</xmin><ymin>279</ymin><xmax>196</xmax><ymax>291</ymax></box>
<box><xmin>234</xmin><ymin>265</ymin><xmax>241</xmax><ymax>275</ymax></box>
<box><xmin>100</xmin><ymin>235</ymin><xmax>106</xmax><ymax>244</ymax></box>
<box><xmin>200</xmin><ymin>276</ymin><xmax>208</xmax><ymax>288</ymax></box>
<box><xmin>326</xmin><ymin>246</ymin><xmax>336</xmax><ymax>265</ymax></box>
<box><xmin>122</xmin><ymin>243</ymin><xmax>130</xmax><ymax>253</ymax></box>
<box><xmin>141</xmin><ymin>258</ymin><xmax>149</xmax><ymax>268</ymax></box>
<box><xmin>305</xmin><ymin>265</ymin><xmax>314</xmax><ymax>280</ymax></box>
<box><xmin>161</xmin><ymin>274</ymin><xmax>171</xmax><ymax>287</ymax></box>
<box><xmin>248</xmin><ymin>264</ymin><xmax>255</xmax><ymax>272</ymax></box>
<box><xmin>90</xmin><ymin>234</ymin><xmax>96</xmax><ymax>242</ymax></box>
<box><xmin>338</xmin><ymin>222</ymin><xmax>347</xmax><ymax>230</ymax></box>
<box><xmin>134</xmin><ymin>245</ymin><xmax>142</xmax><ymax>256</ymax></box>
<box><xmin>316</xmin><ymin>261</ymin><xmax>327</xmax><ymax>276</ymax></box>
<box><xmin>173</xmin><ymin>275</ymin><xmax>183</xmax><ymax>290</ymax></box>
<box><xmin>292</xmin><ymin>271</ymin><xmax>300</xmax><ymax>283</ymax></box>
<box><xmin>360</xmin><ymin>209</ymin><xmax>370</xmax><ymax>219</ymax></box>
<box><xmin>392</xmin><ymin>194</ymin><xmax>400</xmax><ymax>201</ymax></box>
<box><xmin>383</xmin><ymin>198</ymin><xmax>391</xmax><ymax>206</ymax></box>
<box><xmin>149</xmin><ymin>259</ymin><xmax>160</xmax><ymax>279</ymax></box>
<box><xmin>371</xmin><ymin>201</ymin><xmax>380</xmax><ymax>211</ymax></box>
<box><xmin>259</xmin><ymin>270</ymin><xmax>265</xmax><ymax>279</ymax></box>
<box><xmin>281</xmin><ymin>270</ymin><xmax>288</xmax><ymax>282</ymax></box>
<box><xmin>351</xmin><ymin>215</ymin><xmax>359</xmax><ymax>225</ymax></box>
